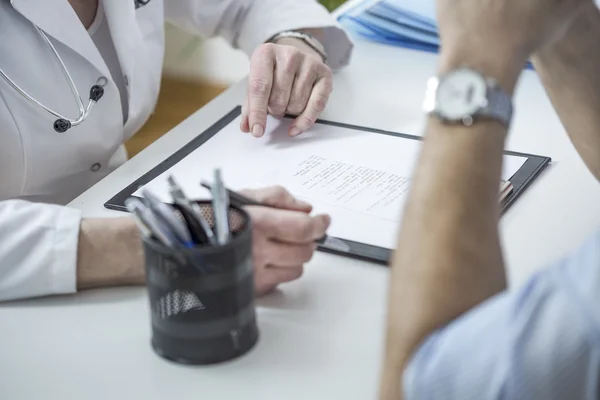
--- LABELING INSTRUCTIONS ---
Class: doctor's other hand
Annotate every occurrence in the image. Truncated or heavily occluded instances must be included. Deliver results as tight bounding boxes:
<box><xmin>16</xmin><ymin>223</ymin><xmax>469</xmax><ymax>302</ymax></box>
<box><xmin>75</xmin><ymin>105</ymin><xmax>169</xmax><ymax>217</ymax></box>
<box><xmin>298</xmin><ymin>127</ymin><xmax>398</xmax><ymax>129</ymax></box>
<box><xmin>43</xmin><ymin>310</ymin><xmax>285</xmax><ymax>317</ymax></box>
<box><xmin>241</xmin><ymin>40</ymin><xmax>333</xmax><ymax>138</ymax></box>
<box><xmin>240</xmin><ymin>186</ymin><xmax>330</xmax><ymax>296</ymax></box>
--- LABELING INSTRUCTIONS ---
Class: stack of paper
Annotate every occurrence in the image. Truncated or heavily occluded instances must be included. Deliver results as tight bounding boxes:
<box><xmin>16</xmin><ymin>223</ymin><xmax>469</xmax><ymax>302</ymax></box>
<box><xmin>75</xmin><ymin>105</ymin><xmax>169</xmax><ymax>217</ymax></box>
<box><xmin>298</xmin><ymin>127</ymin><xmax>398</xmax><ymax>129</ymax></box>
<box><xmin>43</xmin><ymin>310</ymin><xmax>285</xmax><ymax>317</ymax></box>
<box><xmin>338</xmin><ymin>0</ymin><xmax>533</xmax><ymax>69</ymax></box>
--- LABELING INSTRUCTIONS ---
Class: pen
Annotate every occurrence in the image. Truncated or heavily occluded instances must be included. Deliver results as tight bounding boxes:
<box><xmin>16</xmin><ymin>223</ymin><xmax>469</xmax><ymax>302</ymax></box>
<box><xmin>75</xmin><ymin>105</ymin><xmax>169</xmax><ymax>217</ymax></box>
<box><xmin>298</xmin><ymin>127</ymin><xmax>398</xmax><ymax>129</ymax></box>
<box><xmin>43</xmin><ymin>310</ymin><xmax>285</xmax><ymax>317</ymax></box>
<box><xmin>124</xmin><ymin>199</ymin><xmax>153</xmax><ymax>239</ymax></box>
<box><xmin>126</xmin><ymin>197</ymin><xmax>175</xmax><ymax>247</ymax></box>
<box><xmin>499</xmin><ymin>180</ymin><xmax>513</xmax><ymax>203</ymax></box>
<box><xmin>126</xmin><ymin>197</ymin><xmax>199</xmax><ymax>269</ymax></box>
<box><xmin>211</xmin><ymin>169</ymin><xmax>231</xmax><ymax>245</ymax></box>
<box><xmin>139</xmin><ymin>190</ymin><xmax>209</xmax><ymax>273</ymax></box>
<box><xmin>142</xmin><ymin>188</ymin><xmax>194</xmax><ymax>247</ymax></box>
<box><xmin>200</xmin><ymin>181</ymin><xmax>351</xmax><ymax>253</ymax></box>
<box><xmin>167</xmin><ymin>175</ymin><xmax>217</xmax><ymax>246</ymax></box>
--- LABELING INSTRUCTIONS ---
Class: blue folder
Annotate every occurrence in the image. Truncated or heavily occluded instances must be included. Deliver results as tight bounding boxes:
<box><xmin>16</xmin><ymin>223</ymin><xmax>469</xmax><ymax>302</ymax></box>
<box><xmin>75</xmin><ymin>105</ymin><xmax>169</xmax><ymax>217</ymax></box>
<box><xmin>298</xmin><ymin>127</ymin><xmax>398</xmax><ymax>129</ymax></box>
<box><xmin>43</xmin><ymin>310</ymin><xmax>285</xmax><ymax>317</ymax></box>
<box><xmin>338</xmin><ymin>0</ymin><xmax>533</xmax><ymax>69</ymax></box>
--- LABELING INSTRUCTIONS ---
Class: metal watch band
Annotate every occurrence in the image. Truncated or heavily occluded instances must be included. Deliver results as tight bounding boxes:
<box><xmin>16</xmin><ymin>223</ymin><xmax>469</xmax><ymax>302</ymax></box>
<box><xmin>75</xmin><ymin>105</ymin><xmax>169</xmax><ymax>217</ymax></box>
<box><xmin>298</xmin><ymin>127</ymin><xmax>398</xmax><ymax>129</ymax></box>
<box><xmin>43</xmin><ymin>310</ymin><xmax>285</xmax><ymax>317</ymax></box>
<box><xmin>268</xmin><ymin>31</ymin><xmax>328</xmax><ymax>64</ymax></box>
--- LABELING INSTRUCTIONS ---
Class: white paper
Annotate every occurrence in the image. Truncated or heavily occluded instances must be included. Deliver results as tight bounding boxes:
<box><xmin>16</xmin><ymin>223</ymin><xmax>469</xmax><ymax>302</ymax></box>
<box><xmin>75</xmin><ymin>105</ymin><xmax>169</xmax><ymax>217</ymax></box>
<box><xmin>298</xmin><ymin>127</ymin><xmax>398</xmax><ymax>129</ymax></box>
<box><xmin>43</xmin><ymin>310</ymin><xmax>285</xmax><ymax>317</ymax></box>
<box><xmin>136</xmin><ymin>115</ymin><xmax>526</xmax><ymax>249</ymax></box>
<box><xmin>272</xmin><ymin>154</ymin><xmax>411</xmax><ymax>221</ymax></box>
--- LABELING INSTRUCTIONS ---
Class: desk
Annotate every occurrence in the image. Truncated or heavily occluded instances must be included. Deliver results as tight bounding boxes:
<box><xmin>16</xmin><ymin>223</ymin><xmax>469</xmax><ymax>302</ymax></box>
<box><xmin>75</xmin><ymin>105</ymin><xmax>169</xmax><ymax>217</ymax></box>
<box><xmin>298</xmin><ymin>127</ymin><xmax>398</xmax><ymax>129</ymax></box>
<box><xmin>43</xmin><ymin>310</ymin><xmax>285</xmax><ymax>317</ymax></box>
<box><xmin>3</xmin><ymin>11</ymin><xmax>600</xmax><ymax>400</ymax></box>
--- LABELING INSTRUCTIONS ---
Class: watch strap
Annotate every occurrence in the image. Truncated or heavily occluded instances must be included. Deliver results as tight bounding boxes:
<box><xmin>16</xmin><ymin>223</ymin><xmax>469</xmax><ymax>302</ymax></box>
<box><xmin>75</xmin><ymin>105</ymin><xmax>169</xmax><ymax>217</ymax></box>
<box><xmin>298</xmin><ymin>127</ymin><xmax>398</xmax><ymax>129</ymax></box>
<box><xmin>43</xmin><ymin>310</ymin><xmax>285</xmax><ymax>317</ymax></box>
<box><xmin>480</xmin><ymin>79</ymin><xmax>513</xmax><ymax>126</ymax></box>
<box><xmin>268</xmin><ymin>31</ymin><xmax>327</xmax><ymax>64</ymax></box>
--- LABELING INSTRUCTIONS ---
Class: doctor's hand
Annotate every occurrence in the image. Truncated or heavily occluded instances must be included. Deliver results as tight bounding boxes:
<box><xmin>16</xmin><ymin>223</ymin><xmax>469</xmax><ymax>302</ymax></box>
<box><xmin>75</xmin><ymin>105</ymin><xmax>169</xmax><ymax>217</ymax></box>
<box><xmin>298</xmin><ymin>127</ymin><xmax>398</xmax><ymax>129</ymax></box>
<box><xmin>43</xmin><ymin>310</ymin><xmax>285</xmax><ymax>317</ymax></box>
<box><xmin>240</xmin><ymin>186</ymin><xmax>330</xmax><ymax>296</ymax></box>
<box><xmin>240</xmin><ymin>40</ymin><xmax>333</xmax><ymax>138</ymax></box>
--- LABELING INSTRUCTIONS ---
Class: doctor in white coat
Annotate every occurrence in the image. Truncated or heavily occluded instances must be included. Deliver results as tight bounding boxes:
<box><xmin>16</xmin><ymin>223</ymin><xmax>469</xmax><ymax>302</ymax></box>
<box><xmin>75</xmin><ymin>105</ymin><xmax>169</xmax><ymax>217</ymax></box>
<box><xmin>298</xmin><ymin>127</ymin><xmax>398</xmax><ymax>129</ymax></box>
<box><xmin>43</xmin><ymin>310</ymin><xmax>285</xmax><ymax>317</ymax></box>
<box><xmin>0</xmin><ymin>0</ymin><xmax>353</xmax><ymax>301</ymax></box>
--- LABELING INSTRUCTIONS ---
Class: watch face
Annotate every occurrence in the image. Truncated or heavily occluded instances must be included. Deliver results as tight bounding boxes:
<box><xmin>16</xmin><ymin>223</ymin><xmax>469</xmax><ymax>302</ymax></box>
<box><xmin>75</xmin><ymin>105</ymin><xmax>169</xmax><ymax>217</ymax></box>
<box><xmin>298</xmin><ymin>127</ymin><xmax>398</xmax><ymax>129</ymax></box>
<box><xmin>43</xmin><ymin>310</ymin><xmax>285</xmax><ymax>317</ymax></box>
<box><xmin>436</xmin><ymin>68</ymin><xmax>487</xmax><ymax>120</ymax></box>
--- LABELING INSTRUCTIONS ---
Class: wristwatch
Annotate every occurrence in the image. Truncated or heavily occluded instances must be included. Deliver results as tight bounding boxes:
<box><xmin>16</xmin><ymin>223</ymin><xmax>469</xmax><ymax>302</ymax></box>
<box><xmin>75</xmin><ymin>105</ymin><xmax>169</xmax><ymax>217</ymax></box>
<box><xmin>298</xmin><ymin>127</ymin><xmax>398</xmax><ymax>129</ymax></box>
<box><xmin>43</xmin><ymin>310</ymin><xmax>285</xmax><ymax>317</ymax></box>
<box><xmin>268</xmin><ymin>31</ymin><xmax>328</xmax><ymax>64</ymax></box>
<box><xmin>423</xmin><ymin>67</ymin><xmax>513</xmax><ymax>127</ymax></box>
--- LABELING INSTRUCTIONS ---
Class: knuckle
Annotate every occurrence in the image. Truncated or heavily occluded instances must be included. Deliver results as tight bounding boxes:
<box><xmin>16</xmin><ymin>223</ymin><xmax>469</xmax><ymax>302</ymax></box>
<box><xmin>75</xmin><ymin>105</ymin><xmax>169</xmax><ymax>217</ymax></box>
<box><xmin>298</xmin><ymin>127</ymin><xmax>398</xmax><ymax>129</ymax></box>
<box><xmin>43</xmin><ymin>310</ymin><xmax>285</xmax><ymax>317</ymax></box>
<box><xmin>300</xmin><ymin>245</ymin><xmax>315</xmax><ymax>263</ymax></box>
<box><xmin>263</xmin><ymin>42</ymin><xmax>277</xmax><ymax>53</ymax></box>
<box><xmin>297</xmin><ymin>114</ymin><xmax>315</xmax><ymax>128</ymax></box>
<box><xmin>280</xmin><ymin>51</ymin><xmax>299</xmax><ymax>72</ymax></box>
<box><xmin>322</xmin><ymin>65</ymin><xmax>333</xmax><ymax>80</ymax></box>
<box><xmin>249</xmin><ymin>110</ymin><xmax>266</xmax><ymax>123</ymax></box>
<box><xmin>270</xmin><ymin>186</ymin><xmax>292</xmax><ymax>204</ymax></box>
<box><xmin>270</xmin><ymin>185</ymin><xmax>288</xmax><ymax>199</ymax></box>
<box><xmin>313</xmin><ymin>94</ymin><xmax>329</xmax><ymax>112</ymax></box>
<box><xmin>291</xmin><ymin>266</ymin><xmax>304</xmax><ymax>280</ymax></box>
<box><xmin>287</xmin><ymin>102</ymin><xmax>305</xmax><ymax>115</ymax></box>
<box><xmin>307</xmin><ymin>58</ymin><xmax>322</xmax><ymax>72</ymax></box>
<box><xmin>247</xmin><ymin>207</ymin><xmax>267</xmax><ymax>227</ymax></box>
<box><xmin>281</xmin><ymin>61</ymin><xmax>296</xmax><ymax>76</ymax></box>
<box><xmin>254</xmin><ymin>43</ymin><xmax>275</xmax><ymax>58</ymax></box>
<box><xmin>269</xmin><ymin>97</ymin><xmax>288</xmax><ymax>115</ymax></box>
<box><xmin>296</xmin><ymin>217</ymin><xmax>315</xmax><ymax>240</ymax></box>
<box><xmin>250</xmin><ymin>78</ymin><xmax>271</xmax><ymax>97</ymax></box>
<box><xmin>296</xmin><ymin>71</ymin><xmax>315</xmax><ymax>89</ymax></box>
<box><xmin>289</xmin><ymin>49</ymin><xmax>303</xmax><ymax>63</ymax></box>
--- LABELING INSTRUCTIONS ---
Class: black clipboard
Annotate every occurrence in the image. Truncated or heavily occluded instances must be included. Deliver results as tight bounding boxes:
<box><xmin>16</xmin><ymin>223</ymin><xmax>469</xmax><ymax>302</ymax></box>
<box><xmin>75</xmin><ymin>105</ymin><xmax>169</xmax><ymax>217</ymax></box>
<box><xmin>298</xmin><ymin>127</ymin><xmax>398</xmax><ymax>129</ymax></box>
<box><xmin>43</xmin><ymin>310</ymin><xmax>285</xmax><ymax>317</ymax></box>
<box><xmin>105</xmin><ymin>106</ymin><xmax>551</xmax><ymax>266</ymax></box>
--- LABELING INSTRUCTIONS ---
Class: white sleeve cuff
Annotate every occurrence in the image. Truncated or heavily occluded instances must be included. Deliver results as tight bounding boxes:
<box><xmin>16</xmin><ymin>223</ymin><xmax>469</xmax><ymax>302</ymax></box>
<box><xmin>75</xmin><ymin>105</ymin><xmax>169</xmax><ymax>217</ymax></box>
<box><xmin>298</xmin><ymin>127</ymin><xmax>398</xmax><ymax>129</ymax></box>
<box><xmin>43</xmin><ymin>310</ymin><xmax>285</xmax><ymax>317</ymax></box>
<box><xmin>0</xmin><ymin>200</ymin><xmax>81</xmax><ymax>301</ymax></box>
<box><xmin>51</xmin><ymin>206</ymin><xmax>82</xmax><ymax>295</ymax></box>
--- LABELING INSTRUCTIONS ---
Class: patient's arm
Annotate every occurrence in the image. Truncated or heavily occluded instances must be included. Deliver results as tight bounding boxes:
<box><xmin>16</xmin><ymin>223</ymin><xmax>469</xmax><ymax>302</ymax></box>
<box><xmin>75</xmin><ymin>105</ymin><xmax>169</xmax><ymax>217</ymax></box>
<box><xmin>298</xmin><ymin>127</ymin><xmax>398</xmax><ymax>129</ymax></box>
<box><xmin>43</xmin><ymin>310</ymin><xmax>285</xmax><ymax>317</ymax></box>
<box><xmin>533</xmin><ymin>2</ymin><xmax>600</xmax><ymax>181</ymax></box>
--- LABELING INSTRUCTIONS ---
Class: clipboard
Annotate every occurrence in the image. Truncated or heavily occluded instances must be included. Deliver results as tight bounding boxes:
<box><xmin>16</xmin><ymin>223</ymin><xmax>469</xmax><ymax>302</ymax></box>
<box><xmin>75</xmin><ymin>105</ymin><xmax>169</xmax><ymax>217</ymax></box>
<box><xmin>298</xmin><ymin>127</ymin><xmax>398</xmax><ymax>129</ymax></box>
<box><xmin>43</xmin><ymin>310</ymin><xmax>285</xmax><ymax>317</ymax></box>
<box><xmin>105</xmin><ymin>106</ymin><xmax>551</xmax><ymax>266</ymax></box>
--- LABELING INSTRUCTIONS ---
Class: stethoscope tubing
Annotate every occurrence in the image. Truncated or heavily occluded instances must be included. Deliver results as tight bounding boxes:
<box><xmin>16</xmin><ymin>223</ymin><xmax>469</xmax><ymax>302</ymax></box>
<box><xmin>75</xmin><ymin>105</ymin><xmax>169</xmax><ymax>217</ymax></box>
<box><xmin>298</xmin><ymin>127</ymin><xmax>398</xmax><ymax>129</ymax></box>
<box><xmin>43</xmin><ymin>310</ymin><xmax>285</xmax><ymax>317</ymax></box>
<box><xmin>0</xmin><ymin>24</ymin><xmax>104</xmax><ymax>132</ymax></box>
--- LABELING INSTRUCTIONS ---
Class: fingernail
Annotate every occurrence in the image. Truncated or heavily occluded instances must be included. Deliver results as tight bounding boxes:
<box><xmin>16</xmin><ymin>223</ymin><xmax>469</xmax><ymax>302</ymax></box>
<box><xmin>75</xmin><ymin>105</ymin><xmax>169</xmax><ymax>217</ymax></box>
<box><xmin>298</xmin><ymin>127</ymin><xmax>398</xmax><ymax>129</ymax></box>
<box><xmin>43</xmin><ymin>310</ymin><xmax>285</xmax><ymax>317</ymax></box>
<box><xmin>289</xmin><ymin>126</ymin><xmax>301</xmax><ymax>137</ymax></box>
<box><xmin>252</xmin><ymin>124</ymin><xmax>264</xmax><ymax>137</ymax></box>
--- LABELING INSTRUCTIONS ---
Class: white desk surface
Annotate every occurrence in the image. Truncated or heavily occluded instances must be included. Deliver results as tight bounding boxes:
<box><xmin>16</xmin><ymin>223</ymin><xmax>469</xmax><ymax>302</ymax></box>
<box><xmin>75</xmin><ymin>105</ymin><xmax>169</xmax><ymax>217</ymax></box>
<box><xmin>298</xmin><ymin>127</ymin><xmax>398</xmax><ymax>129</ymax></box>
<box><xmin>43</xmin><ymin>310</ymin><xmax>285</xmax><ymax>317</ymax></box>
<box><xmin>3</xmin><ymin>19</ymin><xmax>600</xmax><ymax>400</ymax></box>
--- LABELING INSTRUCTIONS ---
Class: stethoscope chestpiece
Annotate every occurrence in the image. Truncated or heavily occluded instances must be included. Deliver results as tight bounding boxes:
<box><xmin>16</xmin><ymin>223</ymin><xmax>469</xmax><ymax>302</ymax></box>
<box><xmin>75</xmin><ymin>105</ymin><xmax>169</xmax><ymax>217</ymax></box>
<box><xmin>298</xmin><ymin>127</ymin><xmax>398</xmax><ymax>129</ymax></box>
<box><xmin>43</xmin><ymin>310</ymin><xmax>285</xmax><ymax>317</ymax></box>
<box><xmin>53</xmin><ymin>119</ymin><xmax>72</xmax><ymax>133</ymax></box>
<box><xmin>1</xmin><ymin>24</ymin><xmax>109</xmax><ymax>134</ymax></box>
<box><xmin>52</xmin><ymin>85</ymin><xmax>105</xmax><ymax>133</ymax></box>
<box><xmin>90</xmin><ymin>85</ymin><xmax>104</xmax><ymax>102</ymax></box>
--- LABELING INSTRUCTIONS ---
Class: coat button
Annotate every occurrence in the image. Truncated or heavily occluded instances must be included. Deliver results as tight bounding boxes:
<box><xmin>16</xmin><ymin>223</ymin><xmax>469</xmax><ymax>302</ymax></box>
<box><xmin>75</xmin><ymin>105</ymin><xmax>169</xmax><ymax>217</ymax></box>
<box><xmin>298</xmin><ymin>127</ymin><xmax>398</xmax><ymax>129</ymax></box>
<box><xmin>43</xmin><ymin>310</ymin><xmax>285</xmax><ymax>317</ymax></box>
<box><xmin>91</xmin><ymin>163</ymin><xmax>102</xmax><ymax>172</ymax></box>
<box><xmin>96</xmin><ymin>76</ymin><xmax>108</xmax><ymax>87</ymax></box>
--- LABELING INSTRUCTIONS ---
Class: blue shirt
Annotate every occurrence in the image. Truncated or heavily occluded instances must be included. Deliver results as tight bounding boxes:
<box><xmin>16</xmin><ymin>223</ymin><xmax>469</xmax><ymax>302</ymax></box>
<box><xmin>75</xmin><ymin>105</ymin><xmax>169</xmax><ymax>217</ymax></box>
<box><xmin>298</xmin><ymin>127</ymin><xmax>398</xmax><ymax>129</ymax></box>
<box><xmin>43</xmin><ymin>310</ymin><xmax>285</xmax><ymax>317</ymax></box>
<box><xmin>403</xmin><ymin>229</ymin><xmax>600</xmax><ymax>400</ymax></box>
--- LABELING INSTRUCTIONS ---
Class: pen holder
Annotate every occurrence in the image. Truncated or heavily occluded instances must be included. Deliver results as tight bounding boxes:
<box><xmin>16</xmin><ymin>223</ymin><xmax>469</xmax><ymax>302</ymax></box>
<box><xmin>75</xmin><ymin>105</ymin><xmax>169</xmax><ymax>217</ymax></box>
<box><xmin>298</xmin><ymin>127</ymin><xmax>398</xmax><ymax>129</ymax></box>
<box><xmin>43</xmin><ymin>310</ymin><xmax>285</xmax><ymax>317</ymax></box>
<box><xmin>142</xmin><ymin>201</ymin><xmax>258</xmax><ymax>365</ymax></box>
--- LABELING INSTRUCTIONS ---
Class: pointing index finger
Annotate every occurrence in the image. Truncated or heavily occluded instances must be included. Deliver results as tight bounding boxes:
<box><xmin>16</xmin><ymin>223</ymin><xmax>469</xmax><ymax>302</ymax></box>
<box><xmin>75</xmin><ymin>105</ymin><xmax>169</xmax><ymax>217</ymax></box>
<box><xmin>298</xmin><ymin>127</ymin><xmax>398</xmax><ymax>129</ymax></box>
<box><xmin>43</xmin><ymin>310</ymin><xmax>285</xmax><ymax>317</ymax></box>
<box><xmin>248</xmin><ymin>44</ymin><xmax>276</xmax><ymax>138</ymax></box>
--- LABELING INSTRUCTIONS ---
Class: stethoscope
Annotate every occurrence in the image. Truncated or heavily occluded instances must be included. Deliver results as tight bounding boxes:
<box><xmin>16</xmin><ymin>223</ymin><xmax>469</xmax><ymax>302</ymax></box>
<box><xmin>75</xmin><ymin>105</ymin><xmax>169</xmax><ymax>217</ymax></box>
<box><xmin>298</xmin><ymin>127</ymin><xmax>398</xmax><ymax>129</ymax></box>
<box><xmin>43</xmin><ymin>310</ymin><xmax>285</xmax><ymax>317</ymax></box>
<box><xmin>0</xmin><ymin>25</ymin><xmax>105</xmax><ymax>133</ymax></box>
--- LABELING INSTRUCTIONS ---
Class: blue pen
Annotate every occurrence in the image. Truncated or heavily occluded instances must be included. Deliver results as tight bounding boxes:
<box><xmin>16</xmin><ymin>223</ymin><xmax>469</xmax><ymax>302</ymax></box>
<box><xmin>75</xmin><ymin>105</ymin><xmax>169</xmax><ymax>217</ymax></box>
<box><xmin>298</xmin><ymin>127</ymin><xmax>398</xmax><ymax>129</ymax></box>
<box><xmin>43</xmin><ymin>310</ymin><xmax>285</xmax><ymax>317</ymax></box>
<box><xmin>140</xmin><ymin>190</ymin><xmax>210</xmax><ymax>273</ymax></box>
<box><xmin>126</xmin><ymin>197</ymin><xmax>200</xmax><ymax>269</ymax></box>
<box><xmin>142</xmin><ymin>188</ymin><xmax>194</xmax><ymax>247</ymax></box>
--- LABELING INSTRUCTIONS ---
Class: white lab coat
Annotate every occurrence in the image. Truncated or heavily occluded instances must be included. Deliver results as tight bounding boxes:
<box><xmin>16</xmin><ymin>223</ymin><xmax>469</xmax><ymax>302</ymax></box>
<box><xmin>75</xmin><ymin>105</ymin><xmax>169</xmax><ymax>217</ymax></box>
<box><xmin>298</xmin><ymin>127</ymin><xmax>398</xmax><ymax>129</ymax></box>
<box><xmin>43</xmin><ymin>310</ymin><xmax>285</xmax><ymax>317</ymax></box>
<box><xmin>0</xmin><ymin>0</ymin><xmax>352</xmax><ymax>301</ymax></box>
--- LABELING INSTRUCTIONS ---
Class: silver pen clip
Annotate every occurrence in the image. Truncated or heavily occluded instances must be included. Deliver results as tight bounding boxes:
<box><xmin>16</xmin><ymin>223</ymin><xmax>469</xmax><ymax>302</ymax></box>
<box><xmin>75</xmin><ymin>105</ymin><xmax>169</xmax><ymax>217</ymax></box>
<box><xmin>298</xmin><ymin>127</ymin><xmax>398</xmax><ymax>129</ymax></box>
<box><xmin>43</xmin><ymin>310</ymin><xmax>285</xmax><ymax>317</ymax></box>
<box><xmin>211</xmin><ymin>169</ymin><xmax>231</xmax><ymax>245</ymax></box>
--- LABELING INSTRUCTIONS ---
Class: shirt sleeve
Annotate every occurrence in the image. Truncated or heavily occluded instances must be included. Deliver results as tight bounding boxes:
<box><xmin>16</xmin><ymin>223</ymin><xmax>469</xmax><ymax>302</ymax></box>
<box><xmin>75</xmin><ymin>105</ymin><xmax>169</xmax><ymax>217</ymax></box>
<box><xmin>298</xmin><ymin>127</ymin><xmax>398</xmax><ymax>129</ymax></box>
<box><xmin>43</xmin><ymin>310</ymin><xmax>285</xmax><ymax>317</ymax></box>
<box><xmin>163</xmin><ymin>0</ymin><xmax>353</xmax><ymax>70</ymax></box>
<box><xmin>0</xmin><ymin>200</ymin><xmax>81</xmax><ymax>302</ymax></box>
<box><xmin>403</xmin><ymin>229</ymin><xmax>600</xmax><ymax>400</ymax></box>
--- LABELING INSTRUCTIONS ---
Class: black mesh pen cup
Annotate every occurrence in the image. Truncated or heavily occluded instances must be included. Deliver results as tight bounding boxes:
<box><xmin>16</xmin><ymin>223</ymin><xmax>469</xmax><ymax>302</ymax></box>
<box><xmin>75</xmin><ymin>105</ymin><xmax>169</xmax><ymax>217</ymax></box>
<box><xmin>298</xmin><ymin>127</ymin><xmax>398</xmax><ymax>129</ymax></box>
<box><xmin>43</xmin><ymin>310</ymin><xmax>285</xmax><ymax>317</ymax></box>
<box><xmin>142</xmin><ymin>201</ymin><xmax>258</xmax><ymax>365</ymax></box>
